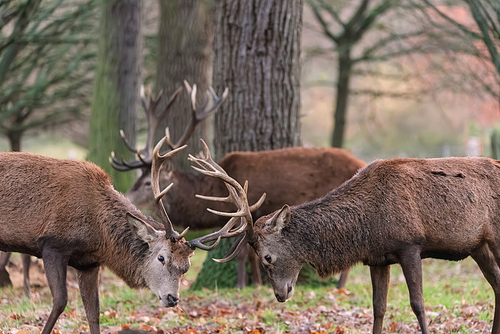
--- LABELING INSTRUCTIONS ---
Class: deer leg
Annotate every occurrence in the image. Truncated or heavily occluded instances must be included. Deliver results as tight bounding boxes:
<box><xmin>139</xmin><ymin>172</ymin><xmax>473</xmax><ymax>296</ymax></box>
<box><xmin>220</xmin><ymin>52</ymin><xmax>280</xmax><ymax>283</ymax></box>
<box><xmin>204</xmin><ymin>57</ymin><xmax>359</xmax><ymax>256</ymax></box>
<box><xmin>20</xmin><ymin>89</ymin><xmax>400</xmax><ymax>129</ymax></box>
<box><xmin>248</xmin><ymin>245</ymin><xmax>262</xmax><ymax>286</ymax></box>
<box><xmin>41</xmin><ymin>248</ymin><xmax>68</xmax><ymax>334</ymax></box>
<box><xmin>472</xmin><ymin>244</ymin><xmax>500</xmax><ymax>334</ymax></box>
<box><xmin>0</xmin><ymin>252</ymin><xmax>12</xmax><ymax>288</ymax></box>
<box><xmin>78</xmin><ymin>266</ymin><xmax>101</xmax><ymax>334</ymax></box>
<box><xmin>21</xmin><ymin>254</ymin><xmax>31</xmax><ymax>297</ymax></box>
<box><xmin>399</xmin><ymin>250</ymin><xmax>427</xmax><ymax>334</ymax></box>
<box><xmin>337</xmin><ymin>268</ymin><xmax>350</xmax><ymax>289</ymax></box>
<box><xmin>236</xmin><ymin>245</ymin><xmax>248</xmax><ymax>289</ymax></box>
<box><xmin>370</xmin><ymin>265</ymin><xmax>390</xmax><ymax>334</ymax></box>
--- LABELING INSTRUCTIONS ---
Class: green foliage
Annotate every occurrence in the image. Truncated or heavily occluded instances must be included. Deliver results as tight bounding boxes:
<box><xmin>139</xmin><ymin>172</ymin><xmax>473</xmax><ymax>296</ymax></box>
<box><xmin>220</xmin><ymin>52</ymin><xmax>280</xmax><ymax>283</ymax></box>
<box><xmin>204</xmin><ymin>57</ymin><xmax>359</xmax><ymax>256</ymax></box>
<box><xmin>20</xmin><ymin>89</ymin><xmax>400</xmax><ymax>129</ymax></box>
<box><xmin>0</xmin><ymin>0</ymin><xmax>97</xmax><ymax>151</ymax></box>
<box><xmin>190</xmin><ymin>238</ymin><xmax>238</xmax><ymax>290</ymax></box>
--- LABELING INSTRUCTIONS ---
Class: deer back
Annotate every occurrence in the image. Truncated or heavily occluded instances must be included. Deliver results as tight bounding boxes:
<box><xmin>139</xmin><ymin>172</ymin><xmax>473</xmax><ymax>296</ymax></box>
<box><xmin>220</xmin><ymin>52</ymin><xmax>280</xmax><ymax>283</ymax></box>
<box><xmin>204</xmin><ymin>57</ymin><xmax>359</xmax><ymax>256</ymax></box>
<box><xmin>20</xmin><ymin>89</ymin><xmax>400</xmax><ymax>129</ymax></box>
<box><xmin>219</xmin><ymin>146</ymin><xmax>366</xmax><ymax>217</ymax></box>
<box><xmin>129</xmin><ymin>146</ymin><xmax>366</xmax><ymax>230</ymax></box>
<box><xmin>0</xmin><ymin>152</ymin><xmax>116</xmax><ymax>256</ymax></box>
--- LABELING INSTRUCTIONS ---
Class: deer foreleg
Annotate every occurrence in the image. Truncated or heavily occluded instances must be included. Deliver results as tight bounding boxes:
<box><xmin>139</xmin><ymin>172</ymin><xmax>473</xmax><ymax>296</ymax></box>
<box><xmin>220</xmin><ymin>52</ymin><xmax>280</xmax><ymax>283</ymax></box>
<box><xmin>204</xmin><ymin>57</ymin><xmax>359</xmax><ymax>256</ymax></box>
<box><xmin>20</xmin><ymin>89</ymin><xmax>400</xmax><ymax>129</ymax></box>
<box><xmin>21</xmin><ymin>254</ymin><xmax>31</xmax><ymax>297</ymax></box>
<box><xmin>399</xmin><ymin>249</ymin><xmax>427</xmax><ymax>334</ymax></box>
<box><xmin>0</xmin><ymin>252</ymin><xmax>12</xmax><ymax>288</ymax></box>
<box><xmin>41</xmin><ymin>248</ymin><xmax>69</xmax><ymax>334</ymax></box>
<box><xmin>370</xmin><ymin>265</ymin><xmax>390</xmax><ymax>334</ymax></box>
<box><xmin>78</xmin><ymin>266</ymin><xmax>101</xmax><ymax>334</ymax></box>
<box><xmin>337</xmin><ymin>268</ymin><xmax>350</xmax><ymax>289</ymax></box>
<box><xmin>472</xmin><ymin>244</ymin><xmax>500</xmax><ymax>334</ymax></box>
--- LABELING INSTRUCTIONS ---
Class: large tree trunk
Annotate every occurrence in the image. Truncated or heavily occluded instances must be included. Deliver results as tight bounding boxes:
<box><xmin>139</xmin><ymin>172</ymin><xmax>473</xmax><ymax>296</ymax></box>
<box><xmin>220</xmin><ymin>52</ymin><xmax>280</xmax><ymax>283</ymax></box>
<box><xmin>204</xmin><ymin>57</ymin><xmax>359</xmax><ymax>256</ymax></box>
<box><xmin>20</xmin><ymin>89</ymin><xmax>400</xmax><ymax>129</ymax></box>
<box><xmin>212</xmin><ymin>0</ymin><xmax>303</xmax><ymax>161</ymax></box>
<box><xmin>193</xmin><ymin>0</ymin><xmax>303</xmax><ymax>290</ymax></box>
<box><xmin>331</xmin><ymin>48</ymin><xmax>352</xmax><ymax>148</ymax></box>
<box><xmin>88</xmin><ymin>0</ymin><xmax>143</xmax><ymax>193</ymax></box>
<box><xmin>155</xmin><ymin>0</ymin><xmax>213</xmax><ymax>171</ymax></box>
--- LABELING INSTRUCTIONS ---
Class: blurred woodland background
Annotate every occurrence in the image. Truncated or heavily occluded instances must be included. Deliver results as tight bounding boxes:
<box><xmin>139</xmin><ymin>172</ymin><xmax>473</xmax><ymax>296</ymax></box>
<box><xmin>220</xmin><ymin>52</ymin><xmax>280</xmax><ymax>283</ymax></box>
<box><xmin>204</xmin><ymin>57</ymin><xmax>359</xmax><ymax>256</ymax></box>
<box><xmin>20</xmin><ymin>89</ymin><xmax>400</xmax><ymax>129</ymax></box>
<box><xmin>0</xmin><ymin>0</ymin><xmax>499</xmax><ymax>188</ymax></box>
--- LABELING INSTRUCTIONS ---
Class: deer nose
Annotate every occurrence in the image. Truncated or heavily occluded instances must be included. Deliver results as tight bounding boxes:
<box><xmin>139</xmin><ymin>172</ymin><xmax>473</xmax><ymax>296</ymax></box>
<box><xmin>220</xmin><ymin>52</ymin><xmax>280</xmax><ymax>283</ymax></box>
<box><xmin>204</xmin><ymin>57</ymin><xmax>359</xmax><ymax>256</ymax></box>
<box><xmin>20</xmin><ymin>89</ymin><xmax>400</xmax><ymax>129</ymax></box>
<box><xmin>287</xmin><ymin>284</ymin><xmax>292</xmax><ymax>294</ymax></box>
<box><xmin>275</xmin><ymin>293</ymin><xmax>285</xmax><ymax>303</ymax></box>
<box><xmin>166</xmin><ymin>294</ymin><xmax>178</xmax><ymax>307</ymax></box>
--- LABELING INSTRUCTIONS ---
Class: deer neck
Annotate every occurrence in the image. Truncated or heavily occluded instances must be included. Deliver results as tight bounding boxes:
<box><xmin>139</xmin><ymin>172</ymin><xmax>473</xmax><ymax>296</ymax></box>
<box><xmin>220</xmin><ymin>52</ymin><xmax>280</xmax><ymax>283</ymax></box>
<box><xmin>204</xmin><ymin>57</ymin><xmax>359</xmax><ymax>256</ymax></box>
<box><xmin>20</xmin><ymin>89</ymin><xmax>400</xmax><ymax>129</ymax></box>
<box><xmin>162</xmin><ymin>170</ymin><xmax>228</xmax><ymax>229</ymax></box>
<box><xmin>288</xmin><ymin>190</ymin><xmax>370</xmax><ymax>278</ymax></box>
<box><xmin>97</xmin><ymin>190</ymin><xmax>151</xmax><ymax>289</ymax></box>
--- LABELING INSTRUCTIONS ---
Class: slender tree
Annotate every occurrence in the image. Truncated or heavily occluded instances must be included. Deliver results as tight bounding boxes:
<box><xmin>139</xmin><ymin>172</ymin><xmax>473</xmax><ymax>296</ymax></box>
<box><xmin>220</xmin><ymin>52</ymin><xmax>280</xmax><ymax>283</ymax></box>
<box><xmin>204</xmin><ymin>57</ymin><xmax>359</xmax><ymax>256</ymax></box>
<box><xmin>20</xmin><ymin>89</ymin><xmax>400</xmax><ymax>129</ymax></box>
<box><xmin>419</xmin><ymin>0</ymin><xmax>500</xmax><ymax>99</ymax></box>
<box><xmin>305</xmin><ymin>0</ymin><xmax>441</xmax><ymax>148</ymax></box>
<box><xmin>88</xmin><ymin>0</ymin><xmax>143</xmax><ymax>192</ymax></box>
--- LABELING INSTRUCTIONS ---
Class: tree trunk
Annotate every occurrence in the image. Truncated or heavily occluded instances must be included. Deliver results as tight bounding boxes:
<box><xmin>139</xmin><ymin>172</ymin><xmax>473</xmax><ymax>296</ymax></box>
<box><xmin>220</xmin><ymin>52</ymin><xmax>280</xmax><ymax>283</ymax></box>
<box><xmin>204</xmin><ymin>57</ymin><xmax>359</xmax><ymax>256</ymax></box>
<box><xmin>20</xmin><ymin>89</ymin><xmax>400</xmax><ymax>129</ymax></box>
<box><xmin>194</xmin><ymin>0</ymin><xmax>303</xmax><ymax>290</ymax></box>
<box><xmin>7</xmin><ymin>131</ymin><xmax>22</xmax><ymax>152</ymax></box>
<box><xmin>331</xmin><ymin>48</ymin><xmax>352</xmax><ymax>148</ymax></box>
<box><xmin>155</xmin><ymin>0</ymin><xmax>213</xmax><ymax>171</ymax></box>
<box><xmin>212</xmin><ymin>0</ymin><xmax>303</xmax><ymax>161</ymax></box>
<box><xmin>88</xmin><ymin>0</ymin><xmax>143</xmax><ymax>193</ymax></box>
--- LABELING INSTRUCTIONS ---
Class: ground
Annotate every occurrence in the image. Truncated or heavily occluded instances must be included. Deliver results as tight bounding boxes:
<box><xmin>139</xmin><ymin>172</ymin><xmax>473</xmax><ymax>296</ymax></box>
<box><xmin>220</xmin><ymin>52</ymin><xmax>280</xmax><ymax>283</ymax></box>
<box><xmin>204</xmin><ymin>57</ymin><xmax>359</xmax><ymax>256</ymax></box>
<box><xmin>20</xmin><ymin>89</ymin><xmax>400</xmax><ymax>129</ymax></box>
<box><xmin>0</xmin><ymin>252</ymin><xmax>496</xmax><ymax>334</ymax></box>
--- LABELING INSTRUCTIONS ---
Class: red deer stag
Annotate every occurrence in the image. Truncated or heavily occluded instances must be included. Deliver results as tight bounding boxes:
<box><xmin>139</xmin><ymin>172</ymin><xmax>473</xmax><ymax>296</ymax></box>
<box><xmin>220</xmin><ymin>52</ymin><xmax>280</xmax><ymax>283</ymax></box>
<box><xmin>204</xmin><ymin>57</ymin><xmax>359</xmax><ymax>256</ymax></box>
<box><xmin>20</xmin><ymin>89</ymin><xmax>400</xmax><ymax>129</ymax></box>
<box><xmin>0</xmin><ymin>131</ymin><xmax>224</xmax><ymax>334</ymax></box>
<box><xmin>111</xmin><ymin>82</ymin><xmax>365</xmax><ymax>289</ymax></box>
<box><xmin>195</xmin><ymin>155</ymin><xmax>500</xmax><ymax>334</ymax></box>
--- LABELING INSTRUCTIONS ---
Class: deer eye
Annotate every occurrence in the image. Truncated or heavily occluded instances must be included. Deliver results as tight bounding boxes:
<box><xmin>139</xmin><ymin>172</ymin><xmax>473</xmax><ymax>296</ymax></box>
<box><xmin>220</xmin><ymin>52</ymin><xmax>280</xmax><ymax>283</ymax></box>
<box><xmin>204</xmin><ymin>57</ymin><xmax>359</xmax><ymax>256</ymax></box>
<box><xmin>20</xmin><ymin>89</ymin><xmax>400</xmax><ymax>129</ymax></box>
<box><xmin>264</xmin><ymin>255</ymin><xmax>272</xmax><ymax>264</ymax></box>
<box><xmin>144</xmin><ymin>181</ymin><xmax>151</xmax><ymax>186</ymax></box>
<box><xmin>158</xmin><ymin>255</ymin><xmax>165</xmax><ymax>264</ymax></box>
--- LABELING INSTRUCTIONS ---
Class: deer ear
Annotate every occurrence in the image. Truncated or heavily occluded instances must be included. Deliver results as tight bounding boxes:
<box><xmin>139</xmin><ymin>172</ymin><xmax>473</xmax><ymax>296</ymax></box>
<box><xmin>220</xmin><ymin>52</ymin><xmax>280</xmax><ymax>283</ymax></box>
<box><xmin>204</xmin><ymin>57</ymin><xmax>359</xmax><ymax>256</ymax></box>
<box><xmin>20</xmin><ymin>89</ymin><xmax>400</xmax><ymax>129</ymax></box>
<box><xmin>265</xmin><ymin>205</ymin><xmax>291</xmax><ymax>233</ymax></box>
<box><xmin>126</xmin><ymin>212</ymin><xmax>163</xmax><ymax>244</ymax></box>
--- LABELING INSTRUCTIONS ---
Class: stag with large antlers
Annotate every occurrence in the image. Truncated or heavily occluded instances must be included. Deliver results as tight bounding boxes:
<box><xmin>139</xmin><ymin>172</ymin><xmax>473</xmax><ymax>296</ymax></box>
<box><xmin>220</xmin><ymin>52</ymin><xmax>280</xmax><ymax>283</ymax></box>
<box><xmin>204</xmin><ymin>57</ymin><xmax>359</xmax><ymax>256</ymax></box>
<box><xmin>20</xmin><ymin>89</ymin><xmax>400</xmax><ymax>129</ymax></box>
<box><xmin>110</xmin><ymin>81</ymin><xmax>365</xmax><ymax>288</ymax></box>
<box><xmin>0</xmin><ymin>131</ymin><xmax>229</xmax><ymax>334</ymax></box>
<box><xmin>202</xmin><ymin>155</ymin><xmax>500</xmax><ymax>334</ymax></box>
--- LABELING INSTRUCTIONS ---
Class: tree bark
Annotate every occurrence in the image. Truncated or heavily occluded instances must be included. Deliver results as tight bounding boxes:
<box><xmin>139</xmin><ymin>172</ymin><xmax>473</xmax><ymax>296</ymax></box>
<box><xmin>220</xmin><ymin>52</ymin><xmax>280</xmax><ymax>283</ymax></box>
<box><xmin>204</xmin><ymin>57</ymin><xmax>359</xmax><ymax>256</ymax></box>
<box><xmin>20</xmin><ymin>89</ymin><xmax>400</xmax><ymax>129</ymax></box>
<box><xmin>331</xmin><ymin>48</ymin><xmax>352</xmax><ymax>148</ymax></box>
<box><xmin>194</xmin><ymin>0</ymin><xmax>303</xmax><ymax>290</ymax></box>
<box><xmin>88</xmin><ymin>0</ymin><xmax>143</xmax><ymax>193</ymax></box>
<box><xmin>155</xmin><ymin>0</ymin><xmax>213</xmax><ymax>171</ymax></box>
<box><xmin>212</xmin><ymin>0</ymin><xmax>303</xmax><ymax>160</ymax></box>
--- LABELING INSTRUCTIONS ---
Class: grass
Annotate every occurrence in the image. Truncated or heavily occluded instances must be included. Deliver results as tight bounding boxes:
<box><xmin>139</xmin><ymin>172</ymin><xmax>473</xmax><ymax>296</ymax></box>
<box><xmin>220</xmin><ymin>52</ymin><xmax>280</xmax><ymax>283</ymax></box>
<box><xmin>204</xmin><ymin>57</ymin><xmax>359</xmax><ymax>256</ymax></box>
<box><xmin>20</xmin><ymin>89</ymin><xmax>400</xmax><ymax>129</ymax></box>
<box><xmin>3</xmin><ymin>253</ymin><xmax>495</xmax><ymax>333</ymax></box>
<box><xmin>0</xmin><ymin>259</ymin><xmax>495</xmax><ymax>333</ymax></box>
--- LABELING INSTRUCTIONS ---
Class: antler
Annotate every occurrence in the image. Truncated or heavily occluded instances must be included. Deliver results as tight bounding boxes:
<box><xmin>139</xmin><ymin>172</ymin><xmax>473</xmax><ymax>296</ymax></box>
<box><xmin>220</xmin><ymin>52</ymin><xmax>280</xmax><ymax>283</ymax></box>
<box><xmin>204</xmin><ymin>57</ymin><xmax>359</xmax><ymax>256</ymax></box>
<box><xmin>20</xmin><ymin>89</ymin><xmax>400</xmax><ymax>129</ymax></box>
<box><xmin>109</xmin><ymin>85</ymin><xmax>183</xmax><ymax>172</ymax></box>
<box><xmin>186</xmin><ymin>140</ymin><xmax>266</xmax><ymax>261</ymax></box>
<box><xmin>164</xmin><ymin>80</ymin><xmax>229</xmax><ymax>150</ymax></box>
<box><xmin>110</xmin><ymin>81</ymin><xmax>228</xmax><ymax>172</ymax></box>
<box><xmin>151</xmin><ymin>130</ymin><xmax>189</xmax><ymax>240</ymax></box>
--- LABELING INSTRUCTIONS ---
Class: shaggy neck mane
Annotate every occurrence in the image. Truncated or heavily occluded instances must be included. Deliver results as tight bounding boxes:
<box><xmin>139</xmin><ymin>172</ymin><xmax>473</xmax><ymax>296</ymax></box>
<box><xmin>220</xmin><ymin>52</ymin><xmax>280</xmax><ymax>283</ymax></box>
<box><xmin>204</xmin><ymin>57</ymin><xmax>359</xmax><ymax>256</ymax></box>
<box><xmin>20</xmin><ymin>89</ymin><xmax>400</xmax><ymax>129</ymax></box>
<box><xmin>96</xmin><ymin>186</ymin><xmax>158</xmax><ymax>289</ymax></box>
<box><xmin>284</xmin><ymin>177</ymin><xmax>370</xmax><ymax>278</ymax></box>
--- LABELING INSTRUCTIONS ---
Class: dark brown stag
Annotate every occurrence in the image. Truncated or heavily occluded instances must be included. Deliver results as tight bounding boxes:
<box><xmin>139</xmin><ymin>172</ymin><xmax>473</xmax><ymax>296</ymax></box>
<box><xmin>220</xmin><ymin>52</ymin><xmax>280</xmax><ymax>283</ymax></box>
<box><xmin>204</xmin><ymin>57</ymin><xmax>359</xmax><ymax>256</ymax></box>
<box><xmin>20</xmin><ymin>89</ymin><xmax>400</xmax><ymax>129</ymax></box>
<box><xmin>111</xmin><ymin>81</ymin><xmax>365</xmax><ymax>289</ymax></box>
<box><xmin>198</xmin><ymin>156</ymin><xmax>500</xmax><ymax>334</ymax></box>
<box><xmin>0</xmin><ymin>131</ymin><xmax>218</xmax><ymax>334</ymax></box>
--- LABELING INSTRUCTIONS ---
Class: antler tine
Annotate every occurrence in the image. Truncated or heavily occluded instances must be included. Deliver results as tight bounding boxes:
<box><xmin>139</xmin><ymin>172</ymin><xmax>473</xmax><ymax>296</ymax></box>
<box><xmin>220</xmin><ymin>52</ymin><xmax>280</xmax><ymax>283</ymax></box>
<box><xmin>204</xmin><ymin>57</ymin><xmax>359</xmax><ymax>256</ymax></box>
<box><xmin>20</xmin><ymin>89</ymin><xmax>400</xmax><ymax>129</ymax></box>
<box><xmin>186</xmin><ymin>140</ymin><xmax>265</xmax><ymax>254</ymax></box>
<box><xmin>170</xmin><ymin>81</ymin><xmax>228</xmax><ymax>149</ymax></box>
<box><xmin>213</xmin><ymin>232</ymin><xmax>249</xmax><ymax>263</ymax></box>
<box><xmin>151</xmin><ymin>131</ymin><xmax>187</xmax><ymax>240</ymax></box>
<box><xmin>110</xmin><ymin>85</ymin><xmax>182</xmax><ymax>173</ymax></box>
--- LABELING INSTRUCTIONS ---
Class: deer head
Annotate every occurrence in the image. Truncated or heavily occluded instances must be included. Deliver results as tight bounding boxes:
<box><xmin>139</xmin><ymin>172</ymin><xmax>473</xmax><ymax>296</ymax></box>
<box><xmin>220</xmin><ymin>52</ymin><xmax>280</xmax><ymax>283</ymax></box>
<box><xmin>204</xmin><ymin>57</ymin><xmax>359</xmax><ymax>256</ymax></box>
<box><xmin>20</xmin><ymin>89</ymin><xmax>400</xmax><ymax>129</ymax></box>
<box><xmin>128</xmin><ymin>132</ymin><xmax>193</xmax><ymax>307</ymax></box>
<box><xmin>110</xmin><ymin>81</ymin><xmax>228</xmax><ymax>215</ymax></box>
<box><xmin>188</xmin><ymin>142</ymin><xmax>301</xmax><ymax>302</ymax></box>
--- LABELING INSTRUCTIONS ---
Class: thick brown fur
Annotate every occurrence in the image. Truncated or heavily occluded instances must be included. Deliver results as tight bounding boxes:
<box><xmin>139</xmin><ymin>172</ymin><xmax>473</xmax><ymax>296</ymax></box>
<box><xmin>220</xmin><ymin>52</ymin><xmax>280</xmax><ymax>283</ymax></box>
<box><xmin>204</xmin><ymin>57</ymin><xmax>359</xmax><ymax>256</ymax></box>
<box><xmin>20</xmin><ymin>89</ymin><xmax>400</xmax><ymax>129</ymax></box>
<box><xmin>0</xmin><ymin>152</ymin><xmax>193</xmax><ymax>334</ymax></box>
<box><xmin>126</xmin><ymin>146</ymin><xmax>366</xmax><ymax>288</ymax></box>
<box><xmin>252</xmin><ymin>157</ymin><xmax>500</xmax><ymax>334</ymax></box>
